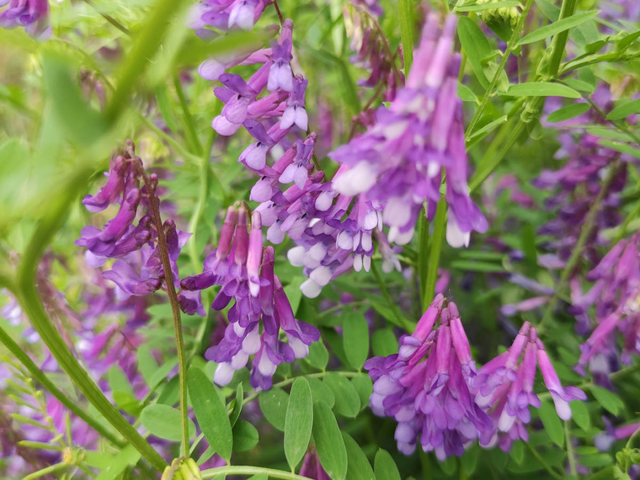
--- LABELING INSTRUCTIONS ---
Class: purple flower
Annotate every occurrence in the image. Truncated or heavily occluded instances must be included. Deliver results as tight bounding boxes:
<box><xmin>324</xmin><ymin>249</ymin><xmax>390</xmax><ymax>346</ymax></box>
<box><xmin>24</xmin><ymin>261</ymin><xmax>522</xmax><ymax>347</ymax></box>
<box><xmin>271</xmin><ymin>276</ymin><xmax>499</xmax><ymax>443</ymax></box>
<box><xmin>0</xmin><ymin>0</ymin><xmax>50</xmax><ymax>38</ymax></box>
<box><xmin>188</xmin><ymin>0</ymin><xmax>267</xmax><ymax>34</ymax></box>
<box><xmin>299</xmin><ymin>450</ymin><xmax>331</xmax><ymax>480</ymax></box>
<box><xmin>329</xmin><ymin>14</ymin><xmax>487</xmax><ymax>248</ymax></box>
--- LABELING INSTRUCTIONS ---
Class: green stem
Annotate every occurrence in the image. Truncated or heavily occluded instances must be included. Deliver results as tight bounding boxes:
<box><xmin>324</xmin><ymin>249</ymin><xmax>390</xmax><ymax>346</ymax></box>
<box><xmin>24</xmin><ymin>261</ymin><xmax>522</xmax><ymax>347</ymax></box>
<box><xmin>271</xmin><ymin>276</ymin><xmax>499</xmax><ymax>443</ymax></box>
<box><xmin>15</xmin><ymin>169</ymin><xmax>167</xmax><ymax>471</ymax></box>
<box><xmin>173</xmin><ymin>75</ymin><xmax>203</xmax><ymax>156</ymax></box>
<box><xmin>188</xmin><ymin>128</ymin><xmax>216</xmax><ymax>273</ymax></box>
<box><xmin>0</xmin><ymin>323</ymin><xmax>123</xmax><ymax>447</ymax></box>
<box><xmin>398</xmin><ymin>0</ymin><xmax>415</xmax><ymax>73</ymax></box>
<box><xmin>417</xmin><ymin>207</ymin><xmax>429</xmax><ymax>299</ymax></box>
<box><xmin>242</xmin><ymin>371</ymin><xmax>360</xmax><ymax>406</ymax></box>
<box><xmin>371</xmin><ymin>261</ymin><xmax>412</xmax><ymax>331</ymax></box>
<box><xmin>137</xmin><ymin>163</ymin><xmax>190</xmax><ymax>457</ymax></box>
<box><xmin>81</xmin><ymin>0</ymin><xmax>131</xmax><ymax>35</ymax></box>
<box><xmin>423</xmin><ymin>196</ymin><xmax>447</xmax><ymax>310</ymax></box>
<box><xmin>547</xmin><ymin>0</ymin><xmax>579</xmax><ymax>78</ymax></box>
<box><xmin>464</xmin><ymin>0</ymin><xmax>537</xmax><ymax>139</ymax></box>
<box><xmin>538</xmin><ymin>160</ymin><xmax>622</xmax><ymax>333</ymax></box>
<box><xmin>524</xmin><ymin>443</ymin><xmax>564</xmax><ymax>480</ymax></box>
<box><xmin>565</xmin><ymin>421</ymin><xmax>578</xmax><ymax>477</ymax></box>
<box><xmin>23</xmin><ymin>462</ymin><xmax>69</xmax><ymax>480</ymax></box>
<box><xmin>202</xmin><ymin>466</ymin><xmax>311</xmax><ymax>480</ymax></box>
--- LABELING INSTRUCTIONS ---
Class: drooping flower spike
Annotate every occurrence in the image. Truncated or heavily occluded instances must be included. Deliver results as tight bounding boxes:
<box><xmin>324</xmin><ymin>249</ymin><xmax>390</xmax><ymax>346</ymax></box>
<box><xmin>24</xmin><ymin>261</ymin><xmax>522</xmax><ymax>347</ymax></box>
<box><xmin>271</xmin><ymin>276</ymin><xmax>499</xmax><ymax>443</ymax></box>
<box><xmin>76</xmin><ymin>142</ymin><xmax>204</xmax><ymax>316</ymax></box>
<box><xmin>329</xmin><ymin>13</ymin><xmax>487</xmax><ymax>248</ymax></box>
<box><xmin>181</xmin><ymin>207</ymin><xmax>320</xmax><ymax>390</ymax></box>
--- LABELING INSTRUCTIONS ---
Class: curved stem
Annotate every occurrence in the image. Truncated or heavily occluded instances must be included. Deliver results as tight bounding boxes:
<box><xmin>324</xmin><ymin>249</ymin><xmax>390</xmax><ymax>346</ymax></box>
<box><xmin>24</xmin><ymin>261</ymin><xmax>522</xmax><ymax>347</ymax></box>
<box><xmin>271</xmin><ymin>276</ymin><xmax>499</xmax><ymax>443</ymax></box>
<box><xmin>241</xmin><ymin>371</ymin><xmax>360</xmax><ymax>406</ymax></box>
<box><xmin>137</xmin><ymin>164</ymin><xmax>190</xmax><ymax>457</ymax></box>
<box><xmin>202</xmin><ymin>465</ymin><xmax>311</xmax><ymax>480</ymax></box>
<box><xmin>16</xmin><ymin>169</ymin><xmax>167</xmax><ymax>471</ymax></box>
<box><xmin>0</xmin><ymin>323</ymin><xmax>123</xmax><ymax>448</ymax></box>
<box><xmin>524</xmin><ymin>442</ymin><xmax>564</xmax><ymax>480</ymax></box>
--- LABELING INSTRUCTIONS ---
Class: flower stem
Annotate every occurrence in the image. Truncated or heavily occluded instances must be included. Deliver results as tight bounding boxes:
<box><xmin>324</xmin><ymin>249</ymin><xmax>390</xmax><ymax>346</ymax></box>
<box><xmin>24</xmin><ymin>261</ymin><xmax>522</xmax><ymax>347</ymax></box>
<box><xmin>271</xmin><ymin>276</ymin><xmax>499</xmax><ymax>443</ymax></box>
<box><xmin>0</xmin><ymin>322</ymin><xmax>123</xmax><ymax>448</ymax></box>
<box><xmin>565</xmin><ymin>421</ymin><xmax>578</xmax><ymax>477</ymax></box>
<box><xmin>137</xmin><ymin>162</ymin><xmax>190</xmax><ymax>457</ymax></box>
<box><xmin>173</xmin><ymin>75</ymin><xmax>203</xmax><ymax>156</ymax></box>
<box><xmin>202</xmin><ymin>465</ymin><xmax>310</xmax><ymax>480</ymax></box>
<box><xmin>423</xmin><ymin>195</ymin><xmax>447</xmax><ymax>311</ymax></box>
<box><xmin>371</xmin><ymin>261</ymin><xmax>412</xmax><ymax>331</ymax></box>
<box><xmin>15</xmin><ymin>169</ymin><xmax>167</xmax><ymax>471</ymax></box>
<box><xmin>23</xmin><ymin>462</ymin><xmax>69</xmax><ymax>480</ymax></box>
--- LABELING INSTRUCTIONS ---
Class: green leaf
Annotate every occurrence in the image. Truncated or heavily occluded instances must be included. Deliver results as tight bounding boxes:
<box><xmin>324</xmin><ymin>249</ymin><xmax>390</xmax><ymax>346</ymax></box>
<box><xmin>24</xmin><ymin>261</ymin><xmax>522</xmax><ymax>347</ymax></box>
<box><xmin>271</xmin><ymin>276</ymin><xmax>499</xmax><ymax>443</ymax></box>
<box><xmin>108</xmin><ymin>366</ymin><xmax>134</xmax><ymax>397</ymax></box>
<box><xmin>308</xmin><ymin>377</ymin><xmax>335</xmax><ymax>408</ymax></box>
<box><xmin>505</xmin><ymin>82</ymin><xmax>581</xmax><ymax>98</ymax></box>
<box><xmin>343</xmin><ymin>432</ymin><xmax>375</xmax><ymax>480</ymax></box>
<box><xmin>617</xmin><ymin>30</ymin><xmax>640</xmax><ymax>52</ymax></box>
<box><xmin>591</xmin><ymin>385</ymin><xmax>624</xmax><ymax>415</ymax></box>
<box><xmin>313</xmin><ymin>401</ymin><xmax>348</xmax><ymax>480</ymax></box>
<box><xmin>342</xmin><ymin>311</ymin><xmax>370</xmax><ymax>369</ymax></box>
<box><xmin>517</xmin><ymin>11</ymin><xmax>600</xmax><ymax>45</ymax></box>
<box><xmin>562</xmin><ymin>78</ymin><xmax>595</xmax><ymax>93</ymax></box>
<box><xmin>547</xmin><ymin>103</ymin><xmax>590</xmax><ymax>123</ymax></box>
<box><xmin>284</xmin><ymin>276</ymin><xmax>305</xmax><ymax>314</ymax></box>
<box><xmin>306</xmin><ymin>340</ymin><xmax>330</xmax><ymax>370</ymax></box>
<box><xmin>232</xmin><ymin>420</ymin><xmax>259</xmax><ymax>452</ymax></box>
<box><xmin>284</xmin><ymin>378</ymin><xmax>313</xmax><ymax>471</ymax></box>
<box><xmin>599</xmin><ymin>140</ymin><xmax>640</xmax><ymax>159</ymax></box>
<box><xmin>607</xmin><ymin>98</ymin><xmax>640</xmax><ymax>120</ymax></box>
<box><xmin>458</xmin><ymin>83</ymin><xmax>478</xmax><ymax>103</ymax></box>
<box><xmin>187</xmin><ymin>366</ymin><xmax>233</xmax><ymax>461</ymax></box>
<box><xmin>510</xmin><ymin>441</ymin><xmax>525</xmax><ymax>464</ymax></box>
<box><xmin>450</xmin><ymin>260</ymin><xmax>504</xmax><ymax>273</ymax></box>
<box><xmin>456</xmin><ymin>1</ymin><xmax>521</xmax><ymax>12</ymax></box>
<box><xmin>136</xmin><ymin>345</ymin><xmax>158</xmax><ymax>388</ymax></box>
<box><xmin>229</xmin><ymin>383</ymin><xmax>244</xmax><ymax>427</ymax></box>
<box><xmin>351</xmin><ymin>375</ymin><xmax>373</xmax><ymax>412</ymax></box>
<box><xmin>439</xmin><ymin>455</ymin><xmax>457</xmax><ymax>475</ymax></box>
<box><xmin>42</xmin><ymin>53</ymin><xmax>108</xmax><ymax>146</ymax></box>
<box><xmin>139</xmin><ymin>404</ymin><xmax>196</xmax><ymax>442</ymax></box>
<box><xmin>259</xmin><ymin>387</ymin><xmax>289</xmax><ymax>431</ymax></box>
<box><xmin>372</xmin><ymin>328</ymin><xmax>398</xmax><ymax>357</ymax></box>
<box><xmin>94</xmin><ymin>445</ymin><xmax>141</xmax><ymax>480</ymax></box>
<box><xmin>539</xmin><ymin>400</ymin><xmax>564</xmax><ymax>447</ymax></box>
<box><xmin>374</xmin><ymin>449</ymin><xmax>401</xmax><ymax>480</ymax></box>
<box><xmin>461</xmin><ymin>443</ymin><xmax>479</xmax><ymax>474</ymax></box>
<box><xmin>578</xmin><ymin>453</ymin><xmax>613</xmax><ymax>468</ymax></box>
<box><xmin>324</xmin><ymin>373</ymin><xmax>361</xmax><ymax>417</ymax></box>
<box><xmin>570</xmin><ymin>400</ymin><xmax>590</xmax><ymax>430</ymax></box>
<box><xmin>457</xmin><ymin>16</ymin><xmax>492</xmax><ymax>88</ymax></box>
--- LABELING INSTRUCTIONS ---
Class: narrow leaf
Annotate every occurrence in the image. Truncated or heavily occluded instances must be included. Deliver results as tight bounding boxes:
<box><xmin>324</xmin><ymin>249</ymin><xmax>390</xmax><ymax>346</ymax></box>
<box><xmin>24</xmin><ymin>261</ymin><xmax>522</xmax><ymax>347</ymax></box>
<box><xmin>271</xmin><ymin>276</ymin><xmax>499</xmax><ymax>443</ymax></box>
<box><xmin>606</xmin><ymin>98</ymin><xmax>640</xmax><ymax>120</ymax></box>
<box><xmin>457</xmin><ymin>17</ymin><xmax>492</xmax><ymax>88</ymax></box>
<box><xmin>517</xmin><ymin>11</ymin><xmax>600</xmax><ymax>45</ymax></box>
<box><xmin>351</xmin><ymin>375</ymin><xmax>373</xmax><ymax>412</ymax></box>
<box><xmin>232</xmin><ymin>420</ymin><xmax>259</xmax><ymax>452</ymax></box>
<box><xmin>374</xmin><ymin>449</ymin><xmax>401</xmax><ymax>480</ymax></box>
<box><xmin>547</xmin><ymin>103</ymin><xmax>590</xmax><ymax>123</ymax></box>
<box><xmin>284</xmin><ymin>378</ymin><xmax>313</xmax><ymax>471</ymax></box>
<box><xmin>259</xmin><ymin>387</ymin><xmax>289</xmax><ymax>431</ymax></box>
<box><xmin>139</xmin><ymin>404</ymin><xmax>196</xmax><ymax>442</ymax></box>
<box><xmin>371</xmin><ymin>328</ymin><xmax>398</xmax><ymax>357</ymax></box>
<box><xmin>187</xmin><ymin>367</ymin><xmax>233</xmax><ymax>461</ymax></box>
<box><xmin>456</xmin><ymin>1</ymin><xmax>521</xmax><ymax>12</ymax></box>
<box><xmin>539</xmin><ymin>400</ymin><xmax>564</xmax><ymax>447</ymax></box>
<box><xmin>591</xmin><ymin>385</ymin><xmax>624</xmax><ymax>415</ymax></box>
<box><xmin>570</xmin><ymin>400</ymin><xmax>590</xmax><ymax>431</ymax></box>
<box><xmin>342</xmin><ymin>311</ymin><xmax>370</xmax><ymax>369</ymax></box>
<box><xmin>343</xmin><ymin>432</ymin><xmax>375</xmax><ymax>480</ymax></box>
<box><xmin>313</xmin><ymin>401</ymin><xmax>348</xmax><ymax>480</ymax></box>
<box><xmin>308</xmin><ymin>377</ymin><xmax>335</xmax><ymax>408</ymax></box>
<box><xmin>324</xmin><ymin>373</ymin><xmax>361</xmax><ymax>417</ymax></box>
<box><xmin>505</xmin><ymin>82</ymin><xmax>581</xmax><ymax>98</ymax></box>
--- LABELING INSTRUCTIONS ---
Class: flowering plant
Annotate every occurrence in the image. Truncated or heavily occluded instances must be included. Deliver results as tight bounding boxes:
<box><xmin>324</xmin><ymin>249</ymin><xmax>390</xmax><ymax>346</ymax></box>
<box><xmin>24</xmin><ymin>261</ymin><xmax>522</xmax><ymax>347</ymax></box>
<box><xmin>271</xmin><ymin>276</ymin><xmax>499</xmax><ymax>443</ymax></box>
<box><xmin>1</xmin><ymin>0</ymin><xmax>640</xmax><ymax>479</ymax></box>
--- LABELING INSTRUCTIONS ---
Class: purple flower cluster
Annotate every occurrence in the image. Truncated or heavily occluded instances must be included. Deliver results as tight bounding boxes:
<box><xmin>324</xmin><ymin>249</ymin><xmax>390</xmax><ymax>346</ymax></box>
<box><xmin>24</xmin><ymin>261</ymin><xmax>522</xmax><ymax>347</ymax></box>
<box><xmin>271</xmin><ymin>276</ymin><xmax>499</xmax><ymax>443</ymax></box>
<box><xmin>572</xmin><ymin>234</ymin><xmax>640</xmax><ymax>373</ymax></box>
<box><xmin>180</xmin><ymin>205</ymin><xmax>320</xmax><ymax>390</ymax></box>
<box><xmin>209</xmin><ymin>19</ymin><xmax>309</xmax><ymax>139</ymax></box>
<box><xmin>329</xmin><ymin>14</ymin><xmax>487</xmax><ymax>249</ymax></box>
<box><xmin>189</xmin><ymin>0</ymin><xmax>269</xmax><ymax>34</ymax></box>
<box><xmin>200</xmin><ymin>17</ymin><xmax>401</xmax><ymax>298</ymax></box>
<box><xmin>76</xmin><ymin>142</ymin><xmax>204</xmax><ymax>317</ymax></box>
<box><xmin>0</xmin><ymin>0</ymin><xmax>50</xmax><ymax>38</ymax></box>
<box><xmin>365</xmin><ymin>295</ymin><xmax>586</xmax><ymax>458</ymax></box>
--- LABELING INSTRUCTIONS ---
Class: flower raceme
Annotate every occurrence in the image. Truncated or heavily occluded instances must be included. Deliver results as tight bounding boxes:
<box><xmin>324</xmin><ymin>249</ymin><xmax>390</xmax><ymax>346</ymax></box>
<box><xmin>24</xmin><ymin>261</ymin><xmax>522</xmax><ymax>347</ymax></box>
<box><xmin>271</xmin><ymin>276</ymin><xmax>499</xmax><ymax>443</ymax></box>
<box><xmin>329</xmin><ymin>13</ymin><xmax>488</xmax><ymax>249</ymax></box>
<box><xmin>365</xmin><ymin>295</ymin><xmax>586</xmax><ymax>458</ymax></box>
<box><xmin>76</xmin><ymin>142</ymin><xmax>205</xmax><ymax>316</ymax></box>
<box><xmin>180</xmin><ymin>205</ymin><xmax>320</xmax><ymax>390</ymax></box>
